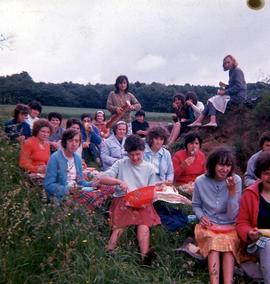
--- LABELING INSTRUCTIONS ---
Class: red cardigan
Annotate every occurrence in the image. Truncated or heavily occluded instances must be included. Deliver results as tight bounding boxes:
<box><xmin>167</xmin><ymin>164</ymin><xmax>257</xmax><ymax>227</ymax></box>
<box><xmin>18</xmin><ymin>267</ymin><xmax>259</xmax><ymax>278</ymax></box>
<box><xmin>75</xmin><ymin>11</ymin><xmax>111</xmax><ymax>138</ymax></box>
<box><xmin>236</xmin><ymin>182</ymin><xmax>260</xmax><ymax>243</ymax></box>
<box><xmin>172</xmin><ymin>149</ymin><xmax>206</xmax><ymax>185</ymax></box>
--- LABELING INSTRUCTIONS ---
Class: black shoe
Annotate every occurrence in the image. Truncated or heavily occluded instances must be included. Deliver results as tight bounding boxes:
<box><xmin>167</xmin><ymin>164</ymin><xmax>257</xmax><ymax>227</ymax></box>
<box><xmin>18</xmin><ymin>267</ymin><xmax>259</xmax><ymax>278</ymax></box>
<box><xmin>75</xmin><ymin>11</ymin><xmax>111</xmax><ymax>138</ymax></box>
<box><xmin>142</xmin><ymin>248</ymin><xmax>157</xmax><ymax>266</ymax></box>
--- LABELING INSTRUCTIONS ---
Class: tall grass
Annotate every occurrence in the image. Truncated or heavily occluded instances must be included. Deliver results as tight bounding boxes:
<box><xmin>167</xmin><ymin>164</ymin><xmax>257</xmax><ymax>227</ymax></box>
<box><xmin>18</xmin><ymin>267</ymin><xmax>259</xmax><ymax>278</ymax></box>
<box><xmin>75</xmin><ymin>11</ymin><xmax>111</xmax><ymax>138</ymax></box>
<box><xmin>0</xmin><ymin>127</ymin><xmax>249</xmax><ymax>283</ymax></box>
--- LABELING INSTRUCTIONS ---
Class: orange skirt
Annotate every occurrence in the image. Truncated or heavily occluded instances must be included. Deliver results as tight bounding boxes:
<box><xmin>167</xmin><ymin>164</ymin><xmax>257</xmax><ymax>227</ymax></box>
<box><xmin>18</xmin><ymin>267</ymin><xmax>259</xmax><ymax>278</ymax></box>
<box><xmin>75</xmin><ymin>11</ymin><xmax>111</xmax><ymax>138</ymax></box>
<box><xmin>109</xmin><ymin>197</ymin><xmax>161</xmax><ymax>228</ymax></box>
<box><xmin>195</xmin><ymin>224</ymin><xmax>240</xmax><ymax>263</ymax></box>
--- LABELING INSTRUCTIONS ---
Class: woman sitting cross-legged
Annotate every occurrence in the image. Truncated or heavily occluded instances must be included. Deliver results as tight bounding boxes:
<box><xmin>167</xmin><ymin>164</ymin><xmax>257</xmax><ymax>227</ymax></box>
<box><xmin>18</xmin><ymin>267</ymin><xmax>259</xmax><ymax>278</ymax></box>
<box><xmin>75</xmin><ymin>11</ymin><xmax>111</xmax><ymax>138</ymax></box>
<box><xmin>19</xmin><ymin>119</ymin><xmax>52</xmax><ymax>174</ymax></box>
<box><xmin>99</xmin><ymin>135</ymin><xmax>161</xmax><ymax>265</ymax></box>
<box><xmin>44</xmin><ymin>128</ymin><xmax>115</xmax><ymax>210</ymax></box>
<box><xmin>173</xmin><ymin>132</ymin><xmax>206</xmax><ymax>195</ymax></box>
<box><xmin>236</xmin><ymin>151</ymin><xmax>270</xmax><ymax>283</ymax></box>
<box><xmin>100</xmin><ymin>121</ymin><xmax>128</xmax><ymax>171</ymax></box>
<box><xmin>192</xmin><ymin>147</ymin><xmax>242</xmax><ymax>284</ymax></box>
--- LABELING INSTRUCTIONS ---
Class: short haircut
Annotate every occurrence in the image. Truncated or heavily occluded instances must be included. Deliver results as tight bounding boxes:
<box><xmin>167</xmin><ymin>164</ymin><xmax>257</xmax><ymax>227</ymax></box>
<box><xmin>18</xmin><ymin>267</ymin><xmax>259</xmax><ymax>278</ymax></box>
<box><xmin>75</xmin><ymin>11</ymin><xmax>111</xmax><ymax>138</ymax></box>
<box><xmin>32</xmin><ymin>119</ymin><xmax>53</xmax><ymax>137</ymax></box>
<box><xmin>259</xmin><ymin>131</ymin><xmax>270</xmax><ymax>149</ymax></box>
<box><xmin>13</xmin><ymin>104</ymin><xmax>29</xmax><ymax>121</ymax></box>
<box><xmin>124</xmin><ymin>134</ymin><xmax>145</xmax><ymax>152</ymax></box>
<box><xmin>223</xmin><ymin>54</ymin><xmax>238</xmax><ymax>69</ymax></box>
<box><xmin>28</xmin><ymin>100</ymin><xmax>42</xmax><ymax>113</ymax></box>
<box><xmin>94</xmin><ymin>110</ymin><xmax>106</xmax><ymax>121</ymax></box>
<box><xmin>81</xmin><ymin>113</ymin><xmax>92</xmax><ymax>121</ymax></box>
<box><xmin>185</xmin><ymin>91</ymin><xmax>198</xmax><ymax>105</ymax></box>
<box><xmin>112</xmin><ymin>121</ymin><xmax>128</xmax><ymax>135</ymax></box>
<box><xmin>135</xmin><ymin>110</ymin><xmax>145</xmax><ymax>117</ymax></box>
<box><xmin>146</xmin><ymin>126</ymin><xmax>169</xmax><ymax>147</ymax></box>
<box><xmin>254</xmin><ymin>152</ymin><xmax>270</xmax><ymax>178</ymax></box>
<box><xmin>66</xmin><ymin>118</ymin><xmax>82</xmax><ymax>129</ymax></box>
<box><xmin>206</xmin><ymin>147</ymin><xmax>235</xmax><ymax>178</ymax></box>
<box><xmin>184</xmin><ymin>132</ymin><xmax>202</xmax><ymax>149</ymax></box>
<box><xmin>114</xmin><ymin>75</ymin><xmax>129</xmax><ymax>94</ymax></box>
<box><xmin>61</xmin><ymin>128</ymin><xmax>81</xmax><ymax>149</ymax></box>
<box><xmin>48</xmin><ymin>112</ymin><xmax>63</xmax><ymax>123</ymax></box>
<box><xmin>173</xmin><ymin>93</ymin><xmax>185</xmax><ymax>104</ymax></box>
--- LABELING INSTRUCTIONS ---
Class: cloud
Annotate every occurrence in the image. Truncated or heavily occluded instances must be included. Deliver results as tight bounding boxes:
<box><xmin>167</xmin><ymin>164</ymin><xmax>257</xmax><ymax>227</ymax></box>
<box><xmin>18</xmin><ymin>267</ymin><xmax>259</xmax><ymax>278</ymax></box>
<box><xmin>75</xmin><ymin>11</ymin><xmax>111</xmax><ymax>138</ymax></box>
<box><xmin>135</xmin><ymin>54</ymin><xmax>167</xmax><ymax>72</ymax></box>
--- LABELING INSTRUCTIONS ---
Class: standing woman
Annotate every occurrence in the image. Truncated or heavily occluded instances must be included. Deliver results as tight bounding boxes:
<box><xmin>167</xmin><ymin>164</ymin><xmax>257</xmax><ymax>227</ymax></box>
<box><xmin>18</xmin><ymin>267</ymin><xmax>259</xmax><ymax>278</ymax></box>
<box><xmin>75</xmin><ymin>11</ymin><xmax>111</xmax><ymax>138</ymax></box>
<box><xmin>100</xmin><ymin>121</ymin><xmax>128</xmax><ymax>171</ymax></box>
<box><xmin>236</xmin><ymin>152</ymin><xmax>270</xmax><ymax>283</ymax></box>
<box><xmin>192</xmin><ymin>147</ymin><xmax>242</xmax><ymax>284</ymax></box>
<box><xmin>106</xmin><ymin>75</ymin><xmax>141</xmax><ymax>134</ymax></box>
<box><xmin>19</xmin><ymin>119</ymin><xmax>52</xmax><ymax>174</ymax></box>
<box><xmin>144</xmin><ymin>126</ymin><xmax>173</xmax><ymax>183</ymax></box>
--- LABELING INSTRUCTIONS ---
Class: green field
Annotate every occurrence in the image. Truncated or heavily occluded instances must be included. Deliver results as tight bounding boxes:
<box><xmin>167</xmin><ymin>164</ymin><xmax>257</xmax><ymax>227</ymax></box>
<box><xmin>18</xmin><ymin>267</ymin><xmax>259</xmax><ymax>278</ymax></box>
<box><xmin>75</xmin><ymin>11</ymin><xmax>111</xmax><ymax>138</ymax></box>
<box><xmin>0</xmin><ymin>104</ymin><xmax>172</xmax><ymax>123</ymax></box>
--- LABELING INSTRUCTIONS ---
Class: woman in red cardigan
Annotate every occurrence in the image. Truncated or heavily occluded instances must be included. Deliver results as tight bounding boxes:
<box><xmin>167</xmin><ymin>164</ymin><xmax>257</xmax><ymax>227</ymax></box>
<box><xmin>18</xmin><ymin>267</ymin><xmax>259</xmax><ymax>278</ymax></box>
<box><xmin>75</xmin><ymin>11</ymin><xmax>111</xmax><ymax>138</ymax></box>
<box><xmin>236</xmin><ymin>151</ymin><xmax>270</xmax><ymax>283</ymax></box>
<box><xmin>172</xmin><ymin>132</ymin><xmax>206</xmax><ymax>194</ymax></box>
<box><xmin>19</xmin><ymin>119</ymin><xmax>53</xmax><ymax>174</ymax></box>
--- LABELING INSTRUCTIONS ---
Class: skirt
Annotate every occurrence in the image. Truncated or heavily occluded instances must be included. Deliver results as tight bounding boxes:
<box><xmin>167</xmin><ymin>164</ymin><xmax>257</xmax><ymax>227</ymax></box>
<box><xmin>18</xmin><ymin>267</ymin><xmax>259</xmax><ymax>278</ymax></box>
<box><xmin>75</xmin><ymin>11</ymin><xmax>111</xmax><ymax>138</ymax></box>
<box><xmin>195</xmin><ymin>224</ymin><xmax>240</xmax><ymax>263</ymax></box>
<box><xmin>109</xmin><ymin>196</ymin><xmax>161</xmax><ymax>228</ymax></box>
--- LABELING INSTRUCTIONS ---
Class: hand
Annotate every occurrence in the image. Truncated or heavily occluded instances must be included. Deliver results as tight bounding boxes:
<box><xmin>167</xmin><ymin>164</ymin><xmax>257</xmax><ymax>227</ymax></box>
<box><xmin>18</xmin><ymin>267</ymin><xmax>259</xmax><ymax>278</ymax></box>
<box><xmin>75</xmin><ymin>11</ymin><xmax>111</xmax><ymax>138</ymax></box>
<box><xmin>37</xmin><ymin>165</ymin><xmax>46</xmax><ymax>174</ymax></box>
<box><xmin>186</xmin><ymin>99</ymin><xmax>193</xmax><ymax>106</ymax></box>
<box><xmin>116</xmin><ymin>107</ymin><xmax>124</xmax><ymax>114</ymax></box>
<box><xmin>118</xmin><ymin>181</ymin><xmax>129</xmax><ymax>193</ymax></box>
<box><xmin>200</xmin><ymin>216</ymin><xmax>212</xmax><ymax>227</ymax></box>
<box><xmin>219</xmin><ymin>81</ymin><xmax>226</xmax><ymax>88</ymax></box>
<box><xmin>82</xmin><ymin>141</ymin><xmax>90</xmax><ymax>149</ymax></box>
<box><xmin>184</xmin><ymin>156</ymin><xmax>195</xmax><ymax>167</ymax></box>
<box><xmin>226</xmin><ymin>176</ymin><xmax>236</xmax><ymax>196</ymax></box>
<box><xmin>248</xmin><ymin>227</ymin><xmax>261</xmax><ymax>242</ymax></box>
<box><xmin>50</xmin><ymin>141</ymin><xmax>58</xmax><ymax>150</ymax></box>
<box><xmin>217</xmin><ymin>89</ymin><xmax>225</xmax><ymax>96</ymax></box>
<box><xmin>17</xmin><ymin>135</ymin><xmax>26</xmax><ymax>143</ymax></box>
<box><xmin>172</xmin><ymin>102</ymin><xmax>178</xmax><ymax>109</ymax></box>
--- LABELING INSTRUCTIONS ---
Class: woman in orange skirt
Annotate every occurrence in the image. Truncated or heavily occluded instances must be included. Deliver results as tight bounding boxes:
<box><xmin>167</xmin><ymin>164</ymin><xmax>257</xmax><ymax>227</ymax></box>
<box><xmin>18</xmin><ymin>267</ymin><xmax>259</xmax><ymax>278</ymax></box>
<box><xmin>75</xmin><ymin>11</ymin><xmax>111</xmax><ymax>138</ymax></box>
<box><xmin>99</xmin><ymin>135</ymin><xmax>160</xmax><ymax>264</ymax></box>
<box><xmin>192</xmin><ymin>147</ymin><xmax>242</xmax><ymax>284</ymax></box>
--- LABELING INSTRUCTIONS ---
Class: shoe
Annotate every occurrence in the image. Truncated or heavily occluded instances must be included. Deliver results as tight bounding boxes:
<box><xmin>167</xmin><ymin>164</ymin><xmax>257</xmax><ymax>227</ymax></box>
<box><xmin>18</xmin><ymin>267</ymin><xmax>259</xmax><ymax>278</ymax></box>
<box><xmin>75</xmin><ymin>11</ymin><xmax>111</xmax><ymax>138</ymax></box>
<box><xmin>203</xmin><ymin>122</ymin><xmax>217</xmax><ymax>127</ymax></box>
<box><xmin>142</xmin><ymin>248</ymin><xmax>157</xmax><ymax>266</ymax></box>
<box><xmin>187</xmin><ymin>122</ymin><xmax>202</xmax><ymax>127</ymax></box>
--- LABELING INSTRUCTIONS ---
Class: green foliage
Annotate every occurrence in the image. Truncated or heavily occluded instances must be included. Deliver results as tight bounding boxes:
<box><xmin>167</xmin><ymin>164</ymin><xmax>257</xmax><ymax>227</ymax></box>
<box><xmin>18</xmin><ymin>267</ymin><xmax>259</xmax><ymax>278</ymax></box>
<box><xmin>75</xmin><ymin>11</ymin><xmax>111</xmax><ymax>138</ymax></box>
<box><xmin>253</xmin><ymin>90</ymin><xmax>270</xmax><ymax>122</ymax></box>
<box><xmin>0</xmin><ymin>128</ymin><xmax>251</xmax><ymax>283</ymax></box>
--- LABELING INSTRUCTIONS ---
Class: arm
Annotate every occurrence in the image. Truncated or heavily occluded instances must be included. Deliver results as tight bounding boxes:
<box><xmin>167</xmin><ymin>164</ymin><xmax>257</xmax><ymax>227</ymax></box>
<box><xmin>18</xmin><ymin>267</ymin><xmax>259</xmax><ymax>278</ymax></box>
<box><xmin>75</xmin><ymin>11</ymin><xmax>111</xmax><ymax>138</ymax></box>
<box><xmin>75</xmin><ymin>156</ymin><xmax>93</xmax><ymax>187</ymax></box>
<box><xmin>165</xmin><ymin>151</ymin><xmax>174</xmax><ymax>181</ymax></box>
<box><xmin>225</xmin><ymin>68</ymin><xmax>246</xmax><ymax>96</ymax></box>
<box><xmin>100</xmin><ymin>141</ymin><xmax>119</xmax><ymax>167</ymax></box>
<box><xmin>129</xmin><ymin>93</ymin><xmax>141</xmax><ymax>111</ymax></box>
<box><xmin>43</xmin><ymin>156</ymin><xmax>69</xmax><ymax>198</ymax></box>
<box><xmin>90</xmin><ymin>127</ymin><xmax>102</xmax><ymax>145</ymax></box>
<box><xmin>106</xmin><ymin>92</ymin><xmax>118</xmax><ymax>114</ymax></box>
<box><xmin>192</xmin><ymin>179</ymin><xmax>205</xmax><ymax>220</ymax></box>
<box><xmin>244</xmin><ymin>155</ymin><xmax>258</xmax><ymax>187</ymax></box>
<box><xmin>19</xmin><ymin>140</ymin><xmax>39</xmax><ymax>173</ymax></box>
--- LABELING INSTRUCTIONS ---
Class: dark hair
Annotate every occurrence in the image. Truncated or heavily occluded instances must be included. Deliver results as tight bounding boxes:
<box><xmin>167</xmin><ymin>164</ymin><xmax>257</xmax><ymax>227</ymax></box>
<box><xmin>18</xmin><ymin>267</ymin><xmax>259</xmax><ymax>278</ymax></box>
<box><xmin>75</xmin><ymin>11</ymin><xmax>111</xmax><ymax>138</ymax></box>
<box><xmin>48</xmin><ymin>112</ymin><xmax>63</xmax><ymax>123</ymax></box>
<box><xmin>184</xmin><ymin>132</ymin><xmax>202</xmax><ymax>149</ymax></box>
<box><xmin>146</xmin><ymin>126</ymin><xmax>169</xmax><ymax>147</ymax></box>
<box><xmin>223</xmin><ymin>54</ymin><xmax>238</xmax><ymax>70</ymax></box>
<box><xmin>81</xmin><ymin>113</ymin><xmax>92</xmax><ymax>121</ymax></box>
<box><xmin>32</xmin><ymin>119</ymin><xmax>53</xmax><ymax>137</ymax></box>
<box><xmin>13</xmin><ymin>104</ymin><xmax>29</xmax><ymax>121</ymax></box>
<box><xmin>94</xmin><ymin>110</ymin><xmax>106</xmax><ymax>121</ymax></box>
<box><xmin>259</xmin><ymin>131</ymin><xmax>270</xmax><ymax>149</ymax></box>
<box><xmin>135</xmin><ymin>110</ymin><xmax>145</xmax><ymax>117</ymax></box>
<box><xmin>173</xmin><ymin>93</ymin><xmax>185</xmax><ymax>104</ymax></box>
<box><xmin>114</xmin><ymin>75</ymin><xmax>129</xmax><ymax>93</ymax></box>
<box><xmin>254</xmin><ymin>152</ymin><xmax>270</xmax><ymax>179</ymax></box>
<box><xmin>28</xmin><ymin>100</ymin><xmax>42</xmax><ymax>113</ymax></box>
<box><xmin>206</xmin><ymin>147</ymin><xmax>235</xmax><ymax>178</ymax></box>
<box><xmin>185</xmin><ymin>91</ymin><xmax>198</xmax><ymax>105</ymax></box>
<box><xmin>66</xmin><ymin>118</ymin><xmax>82</xmax><ymax>129</ymax></box>
<box><xmin>124</xmin><ymin>134</ymin><xmax>145</xmax><ymax>152</ymax></box>
<box><xmin>61</xmin><ymin>128</ymin><xmax>81</xmax><ymax>149</ymax></box>
<box><xmin>112</xmin><ymin>121</ymin><xmax>128</xmax><ymax>135</ymax></box>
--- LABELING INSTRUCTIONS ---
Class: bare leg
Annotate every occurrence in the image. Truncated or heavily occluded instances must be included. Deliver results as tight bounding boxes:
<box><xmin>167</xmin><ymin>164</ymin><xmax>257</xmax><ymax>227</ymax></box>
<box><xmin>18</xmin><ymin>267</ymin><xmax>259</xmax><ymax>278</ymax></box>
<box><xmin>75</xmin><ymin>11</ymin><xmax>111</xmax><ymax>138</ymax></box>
<box><xmin>137</xmin><ymin>225</ymin><xmax>150</xmax><ymax>259</ymax></box>
<box><xmin>222</xmin><ymin>252</ymin><xmax>235</xmax><ymax>284</ymax></box>
<box><xmin>209</xmin><ymin>115</ymin><xmax>217</xmax><ymax>124</ymax></box>
<box><xmin>107</xmin><ymin>228</ymin><xmax>124</xmax><ymax>251</ymax></box>
<box><xmin>188</xmin><ymin>114</ymin><xmax>205</xmax><ymax>126</ymax></box>
<box><xmin>168</xmin><ymin>122</ymin><xmax>181</xmax><ymax>145</ymax></box>
<box><xmin>208</xmin><ymin>250</ymin><xmax>220</xmax><ymax>284</ymax></box>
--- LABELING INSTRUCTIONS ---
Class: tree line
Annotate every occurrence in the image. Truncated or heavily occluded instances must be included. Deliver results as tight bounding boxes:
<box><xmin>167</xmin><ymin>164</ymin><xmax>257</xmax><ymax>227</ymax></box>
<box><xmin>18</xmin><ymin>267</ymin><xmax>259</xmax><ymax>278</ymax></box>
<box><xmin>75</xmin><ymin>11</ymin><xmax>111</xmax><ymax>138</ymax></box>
<box><xmin>0</xmin><ymin>71</ymin><xmax>269</xmax><ymax>113</ymax></box>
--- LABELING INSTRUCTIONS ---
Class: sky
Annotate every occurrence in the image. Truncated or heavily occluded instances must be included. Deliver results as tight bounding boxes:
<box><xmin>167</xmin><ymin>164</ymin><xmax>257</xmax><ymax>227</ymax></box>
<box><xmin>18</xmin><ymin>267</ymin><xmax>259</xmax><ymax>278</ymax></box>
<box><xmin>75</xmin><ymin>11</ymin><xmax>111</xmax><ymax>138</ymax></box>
<box><xmin>0</xmin><ymin>0</ymin><xmax>269</xmax><ymax>86</ymax></box>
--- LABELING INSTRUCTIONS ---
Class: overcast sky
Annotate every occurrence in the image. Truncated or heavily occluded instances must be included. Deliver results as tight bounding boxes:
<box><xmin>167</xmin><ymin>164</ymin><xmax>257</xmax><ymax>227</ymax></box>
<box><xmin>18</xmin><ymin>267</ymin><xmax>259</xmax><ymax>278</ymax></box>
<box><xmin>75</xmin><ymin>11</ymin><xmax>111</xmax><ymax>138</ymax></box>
<box><xmin>0</xmin><ymin>0</ymin><xmax>269</xmax><ymax>86</ymax></box>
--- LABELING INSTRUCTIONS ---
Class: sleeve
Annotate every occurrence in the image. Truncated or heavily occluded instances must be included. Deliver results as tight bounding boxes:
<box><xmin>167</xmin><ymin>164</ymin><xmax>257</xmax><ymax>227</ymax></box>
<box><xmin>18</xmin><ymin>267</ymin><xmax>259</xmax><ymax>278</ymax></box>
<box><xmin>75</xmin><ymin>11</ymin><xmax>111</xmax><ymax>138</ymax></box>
<box><xmin>236</xmin><ymin>193</ymin><xmax>254</xmax><ymax>243</ymax></box>
<box><xmin>225</xmin><ymin>68</ymin><xmax>246</xmax><ymax>97</ymax></box>
<box><xmin>172</xmin><ymin>151</ymin><xmax>186</xmax><ymax>178</ymax></box>
<box><xmin>226</xmin><ymin>175</ymin><xmax>242</xmax><ymax>221</ymax></box>
<box><xmin>43</xmin><ymin>156</ymin><xmax>69</xmax><ymax>198</ymax></box>
<box><xmin>148</xmin><ymin>164</ymin><xmax>157</xmax><ymax>185</ymax></box>
<box><xmin>106</xmin><ymin>92</ymin><xmax>118</xmax><ymax>114</ymax></box>
<box><xmin>100</xmin><ymin>141</ymin><xmax>118</xmax><ymax>168</ymax></box>
<box><xmin>90</xmin><ymin>127</ymin><xmax>102</xmax><ymax>145</ymax></box>
<box><xmin>165</xmin><ymin>151</ymin><xmax>174</xmax><ymax>181</ymax></box>
<box><xmin>244</xmin><ymin>155</ymin><xmax>257</xmax><ymax>187</ymax></box>
<box><xmin>191</xmin><ymin>101</ymin><xmax>205</xmax><ymax>117</ymax></box>
<box><xmin>23</xmin><ymin>123</ymin><xmax>31</xmax><ymax>138</ymax></box>
<box><xmin>102</xmin><ymin>159</ymin><xmax>121</xmax><ymax>178</ymax></box>
<box><xmin>192</xmin><ymin>178</ymin><xmax>205</xmax><ymax>220</ymax></box>
<box><xmin>75</xmin><ymin>156</ymin><xmax>92</xmax><ymax>187</ymax></box>
<box><xmin>19</xmin><ymin>140</ymin><xmax>38</xmax><ymax>173</ymax></box>
<box><xmin>129</xmin><ymin>93</ymin><xmax>141</xmax><ymax>111</ymax></box>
